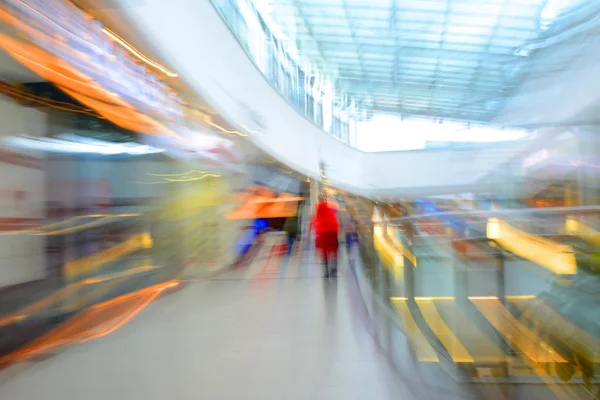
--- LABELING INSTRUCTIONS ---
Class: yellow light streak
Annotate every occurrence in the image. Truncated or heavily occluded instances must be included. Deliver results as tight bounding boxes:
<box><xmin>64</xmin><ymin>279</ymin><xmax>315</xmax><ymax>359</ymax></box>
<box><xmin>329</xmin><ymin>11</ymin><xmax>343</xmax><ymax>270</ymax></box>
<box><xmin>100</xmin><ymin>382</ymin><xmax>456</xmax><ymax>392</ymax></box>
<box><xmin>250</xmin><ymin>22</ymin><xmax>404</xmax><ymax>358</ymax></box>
<box><xmin>470</xmin><ymin>297</ymin><xmax>566</xmax><ymax>363</ymax></box>
<box><xmin>101</xmin><ymin>28</ymin><xmax>178</xmax><ymax>77</ymax></box>
<box><xmin>486</xmin><ymin>218</ymin><xmax>576</xmax><ymax>275</ymax></box>
<box><xmin>390</xmin><ymin>298</ymin><xmax>439</xmax><ymax>362</ymax></box>
<box><xmin>416</xmin><ymin>299</ymin><xmax>474</xmax><ymax>362</ymax></box>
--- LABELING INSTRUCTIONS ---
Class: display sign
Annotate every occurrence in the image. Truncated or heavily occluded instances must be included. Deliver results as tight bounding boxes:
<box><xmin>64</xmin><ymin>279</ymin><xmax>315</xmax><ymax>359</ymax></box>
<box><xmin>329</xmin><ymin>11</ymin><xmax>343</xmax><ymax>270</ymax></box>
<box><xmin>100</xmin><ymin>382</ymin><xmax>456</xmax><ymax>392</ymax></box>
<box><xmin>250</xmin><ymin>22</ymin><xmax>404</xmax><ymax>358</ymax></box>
<box><xmin>2</xmin><ymin>0</ymin><xmax>183</xmax><ymax>124</ymax></box>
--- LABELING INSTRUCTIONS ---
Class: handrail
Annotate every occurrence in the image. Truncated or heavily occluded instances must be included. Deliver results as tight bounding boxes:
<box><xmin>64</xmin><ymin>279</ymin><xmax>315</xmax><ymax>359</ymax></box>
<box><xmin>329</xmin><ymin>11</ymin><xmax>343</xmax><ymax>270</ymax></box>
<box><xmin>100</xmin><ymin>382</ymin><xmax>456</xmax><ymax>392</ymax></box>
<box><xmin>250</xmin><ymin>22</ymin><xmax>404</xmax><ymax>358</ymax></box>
<box><xmin>353</xmin><ymin>241</ymin><xmax>463</xmax><ymax>381</ymax></box>
<box><xmin>487</xmin><ymin>218</ymin><xmax>577</xmax><ymax>275</ymax></box>
<box><xmin>357</xmin><ymin>204</ymin><xmax>600</xmax><ymax>395</ymax></box>
<box><xmin>387</xmin><ymin>205</ymin><xmax>600</xmax><ymax>224</ymax></box>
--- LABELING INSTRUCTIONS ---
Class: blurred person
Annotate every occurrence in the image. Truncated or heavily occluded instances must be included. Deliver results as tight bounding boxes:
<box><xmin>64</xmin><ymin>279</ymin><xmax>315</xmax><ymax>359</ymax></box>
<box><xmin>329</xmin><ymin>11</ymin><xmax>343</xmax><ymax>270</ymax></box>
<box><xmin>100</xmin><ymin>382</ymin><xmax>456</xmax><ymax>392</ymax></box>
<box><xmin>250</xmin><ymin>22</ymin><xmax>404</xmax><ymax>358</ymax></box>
<box><xmin>255</xmin><ymin>217</ymin><xmax>270</xmax><ymax>234</ymax></box>
<box><xmin>233</xmin><ymin>217</ymin><xmax>270</xmax><ymax>267</ymax></box>
<box><xmin>311</xmin><ymin>197</ymin><xmax>340</xmax><ymax>277</ymax></box>
<box><xmin>283</xmin><ymin>210</ymin><xmax>300</xmax><ymax>257</ymax></box>
<box><xmin>233</xmin><ymin>220</ymin><xmax>264</xmax><ymax>267</ymax></box>
<box><xmin>345</xmin><ymin>215</ymin><xmax>358</xmax><ymax>252</ymax></box>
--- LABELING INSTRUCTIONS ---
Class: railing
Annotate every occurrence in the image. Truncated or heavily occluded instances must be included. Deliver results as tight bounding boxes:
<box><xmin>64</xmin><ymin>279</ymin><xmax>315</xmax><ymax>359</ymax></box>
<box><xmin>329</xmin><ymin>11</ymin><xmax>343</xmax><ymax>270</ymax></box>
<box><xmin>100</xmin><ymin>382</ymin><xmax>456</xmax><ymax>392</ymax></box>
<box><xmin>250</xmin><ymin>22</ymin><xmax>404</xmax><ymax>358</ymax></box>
<box><xmin>210</xmin><ymin>0</ymin><xmax>357</xmax><ymax>145</ymax></box>
<box><xmin>350</xmin><ymin>204</ymin><xmax>600</xmax><ymax>397</ymax></box>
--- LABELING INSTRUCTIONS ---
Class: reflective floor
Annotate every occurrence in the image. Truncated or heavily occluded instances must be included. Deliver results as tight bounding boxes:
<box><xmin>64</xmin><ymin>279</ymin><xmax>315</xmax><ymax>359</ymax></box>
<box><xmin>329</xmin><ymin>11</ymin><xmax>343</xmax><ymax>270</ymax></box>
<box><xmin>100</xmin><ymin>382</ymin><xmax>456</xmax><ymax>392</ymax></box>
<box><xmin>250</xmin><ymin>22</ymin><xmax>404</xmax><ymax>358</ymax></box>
<box><xmin>0</xmin><ymin>238</ymin><xmax>413</xmax><ymax>400</ymax></box>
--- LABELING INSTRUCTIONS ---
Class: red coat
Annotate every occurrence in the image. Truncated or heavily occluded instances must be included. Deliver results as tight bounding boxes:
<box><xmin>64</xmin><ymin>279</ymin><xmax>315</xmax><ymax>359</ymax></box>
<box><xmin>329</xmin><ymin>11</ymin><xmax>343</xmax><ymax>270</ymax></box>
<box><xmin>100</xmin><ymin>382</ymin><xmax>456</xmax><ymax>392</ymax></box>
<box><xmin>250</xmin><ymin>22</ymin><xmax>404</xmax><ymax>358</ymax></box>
<box><xmin>311</xmin><ymin>201</ymin><xmax>339</xmax><ymax>252</ymax></box>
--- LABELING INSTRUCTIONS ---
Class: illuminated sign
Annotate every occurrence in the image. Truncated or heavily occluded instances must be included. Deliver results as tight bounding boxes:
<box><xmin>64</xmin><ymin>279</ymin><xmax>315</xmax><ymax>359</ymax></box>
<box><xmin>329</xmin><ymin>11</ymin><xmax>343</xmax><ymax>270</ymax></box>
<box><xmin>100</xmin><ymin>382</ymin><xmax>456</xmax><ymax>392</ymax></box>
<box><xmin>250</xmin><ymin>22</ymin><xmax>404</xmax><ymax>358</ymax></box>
<box><xmin>3</xmin><ymin>134</ymin><xmax>165</xmax><ymax>155</ymax></box>
<box><xmin>2</xmin><ymin>0</ymin><xmax>183</xmax><ymax>124</ymax></box>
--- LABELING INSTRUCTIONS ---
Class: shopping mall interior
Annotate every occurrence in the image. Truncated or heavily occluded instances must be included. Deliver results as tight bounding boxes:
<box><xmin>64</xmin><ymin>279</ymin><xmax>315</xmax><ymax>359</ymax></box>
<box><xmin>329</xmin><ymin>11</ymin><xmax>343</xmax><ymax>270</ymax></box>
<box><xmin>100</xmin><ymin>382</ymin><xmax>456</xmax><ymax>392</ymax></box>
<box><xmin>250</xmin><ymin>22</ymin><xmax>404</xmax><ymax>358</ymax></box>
<box><xmin>0</xmin><ymin>0</ymin><xmax>598</xmax><ymax>399</ymax></box>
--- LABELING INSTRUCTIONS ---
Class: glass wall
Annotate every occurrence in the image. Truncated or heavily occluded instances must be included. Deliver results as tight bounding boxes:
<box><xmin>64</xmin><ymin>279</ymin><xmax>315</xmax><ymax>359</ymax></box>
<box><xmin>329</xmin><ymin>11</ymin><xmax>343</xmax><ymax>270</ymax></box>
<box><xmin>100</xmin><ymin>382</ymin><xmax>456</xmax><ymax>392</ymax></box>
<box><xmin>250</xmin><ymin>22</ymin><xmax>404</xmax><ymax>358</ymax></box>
<box><xmin>211</xmin><ymin>0</ymin><xmax>357</xmax><ymax>146</ymax></box>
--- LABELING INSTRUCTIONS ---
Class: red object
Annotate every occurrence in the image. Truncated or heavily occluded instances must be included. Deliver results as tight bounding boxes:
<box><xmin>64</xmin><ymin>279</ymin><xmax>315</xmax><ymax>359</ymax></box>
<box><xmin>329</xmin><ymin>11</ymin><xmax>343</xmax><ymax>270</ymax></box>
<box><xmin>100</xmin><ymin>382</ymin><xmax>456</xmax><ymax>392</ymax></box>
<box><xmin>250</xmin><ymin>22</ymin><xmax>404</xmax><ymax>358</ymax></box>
<box><xmin>311</xmin><ymin>201</ymin><xmax>340</xmax><ymax>256</ymax></box>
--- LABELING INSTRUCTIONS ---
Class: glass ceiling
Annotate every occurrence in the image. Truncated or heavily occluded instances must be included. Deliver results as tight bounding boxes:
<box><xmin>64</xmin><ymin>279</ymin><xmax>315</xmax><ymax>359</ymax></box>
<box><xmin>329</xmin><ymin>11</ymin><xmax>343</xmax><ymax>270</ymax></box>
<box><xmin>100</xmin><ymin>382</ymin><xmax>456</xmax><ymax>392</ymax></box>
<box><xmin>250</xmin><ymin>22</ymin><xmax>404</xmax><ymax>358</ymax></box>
<box><xmin>253</xmin><ymin>0</ymin><xmax>597</xmax><ymax>122</ymax></box>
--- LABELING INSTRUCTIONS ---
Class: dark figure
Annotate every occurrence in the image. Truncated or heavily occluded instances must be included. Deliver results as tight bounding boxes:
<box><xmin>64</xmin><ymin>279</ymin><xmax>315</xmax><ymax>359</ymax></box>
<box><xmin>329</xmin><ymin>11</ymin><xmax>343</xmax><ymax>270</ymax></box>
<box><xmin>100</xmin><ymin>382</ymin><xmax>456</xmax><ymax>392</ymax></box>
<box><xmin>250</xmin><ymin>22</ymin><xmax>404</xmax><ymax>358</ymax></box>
<box><xmin>283</xmin><ymin>214</ymin><xmax>299</xmax><ymax>257</ymax></box>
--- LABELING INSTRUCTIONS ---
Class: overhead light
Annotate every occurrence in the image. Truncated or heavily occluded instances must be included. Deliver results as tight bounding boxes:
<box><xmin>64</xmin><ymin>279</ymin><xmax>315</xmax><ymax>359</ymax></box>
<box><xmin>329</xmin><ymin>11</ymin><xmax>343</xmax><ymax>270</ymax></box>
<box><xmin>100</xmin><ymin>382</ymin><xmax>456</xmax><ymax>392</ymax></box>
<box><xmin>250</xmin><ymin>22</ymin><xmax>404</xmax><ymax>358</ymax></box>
<box><xmin>2</xmin><ymin>134</ymin><xmax>164</xmax><ymax>155</ymax></box>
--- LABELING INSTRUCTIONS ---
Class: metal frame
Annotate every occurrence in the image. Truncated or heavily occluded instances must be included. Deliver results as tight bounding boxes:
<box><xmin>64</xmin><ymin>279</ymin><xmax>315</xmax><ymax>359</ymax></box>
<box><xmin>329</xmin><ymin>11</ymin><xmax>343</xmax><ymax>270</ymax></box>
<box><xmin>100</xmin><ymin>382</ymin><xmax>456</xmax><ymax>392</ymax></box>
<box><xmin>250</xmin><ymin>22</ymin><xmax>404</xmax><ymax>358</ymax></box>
<box><xmin>264</xmin><ymin>0</ymin><xmax>594</xmax><ymax>122</ymax></box>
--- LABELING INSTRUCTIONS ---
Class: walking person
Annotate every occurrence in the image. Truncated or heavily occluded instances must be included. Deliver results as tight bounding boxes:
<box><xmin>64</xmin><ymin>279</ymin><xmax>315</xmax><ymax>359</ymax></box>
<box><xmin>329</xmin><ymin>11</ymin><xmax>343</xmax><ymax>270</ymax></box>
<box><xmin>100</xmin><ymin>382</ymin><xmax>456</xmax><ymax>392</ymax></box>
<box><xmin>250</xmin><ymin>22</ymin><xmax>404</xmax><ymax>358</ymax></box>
<box><xmin>283</xmin><ymin>212</ymin><xmax>299</xmax><ymax>258</ymax></box>
<box><xmin>345</xmin><ymin>215</ymin><xmax>358</xmax><ymax>255</ymax></box>
<box><xmin>311</xmin><ymin>197</ymin><xmax>340</xmax><ymax>277</ymax></box>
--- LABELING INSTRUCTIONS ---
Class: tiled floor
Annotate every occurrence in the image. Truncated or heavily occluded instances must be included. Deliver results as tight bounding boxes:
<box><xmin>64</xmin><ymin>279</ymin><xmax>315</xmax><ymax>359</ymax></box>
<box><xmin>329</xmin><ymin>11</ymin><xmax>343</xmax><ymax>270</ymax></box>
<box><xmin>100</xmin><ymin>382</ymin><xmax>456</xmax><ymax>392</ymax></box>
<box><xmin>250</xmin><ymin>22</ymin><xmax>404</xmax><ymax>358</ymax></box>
<box><xmin>0</xmin><ymin>246</ymin><xmax>414</xmax><ymax>399</ymax></box>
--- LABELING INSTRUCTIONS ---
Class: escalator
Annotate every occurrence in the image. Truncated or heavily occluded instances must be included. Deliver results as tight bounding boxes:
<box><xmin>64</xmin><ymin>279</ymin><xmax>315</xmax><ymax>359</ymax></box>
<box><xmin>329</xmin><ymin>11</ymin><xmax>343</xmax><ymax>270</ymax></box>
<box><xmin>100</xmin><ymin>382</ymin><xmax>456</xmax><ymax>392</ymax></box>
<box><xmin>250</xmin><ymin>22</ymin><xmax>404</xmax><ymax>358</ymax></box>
<box><xmin>503</xmin><ymin>215</ymin><xmax>600</xmax><ymax>387</ymax></box>
<box><xmin>362</xmin><ymin>204</ymin><xmax>600</xmax><ymax>398</ymax></box>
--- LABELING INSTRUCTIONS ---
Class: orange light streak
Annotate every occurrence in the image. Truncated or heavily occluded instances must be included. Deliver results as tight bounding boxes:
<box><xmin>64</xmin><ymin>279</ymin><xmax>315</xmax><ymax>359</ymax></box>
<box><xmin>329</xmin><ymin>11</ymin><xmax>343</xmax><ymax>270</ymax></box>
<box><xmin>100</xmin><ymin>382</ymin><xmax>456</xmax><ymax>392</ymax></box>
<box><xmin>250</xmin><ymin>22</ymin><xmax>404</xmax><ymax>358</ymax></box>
<box><xmin>0</xmin><ymin>24</ymin><xmax>177</xmax><ymax>137</ymax></box>
<box><xmin>0</xmin><ymin>280</ymin><xmax>179</xmax><ymax>365</ymax></box>
<box><xmin>0</xmin><ymin>265</ymin><xmax>158</xmax><ymax>328</ymax></box>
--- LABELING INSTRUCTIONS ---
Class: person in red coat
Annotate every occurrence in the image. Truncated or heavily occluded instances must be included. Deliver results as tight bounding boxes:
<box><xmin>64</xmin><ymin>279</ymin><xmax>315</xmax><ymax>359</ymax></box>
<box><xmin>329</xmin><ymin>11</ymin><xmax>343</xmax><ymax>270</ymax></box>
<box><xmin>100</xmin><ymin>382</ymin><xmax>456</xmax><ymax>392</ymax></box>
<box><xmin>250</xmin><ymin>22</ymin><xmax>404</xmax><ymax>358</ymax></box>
<box><xmin>311</xmin><ymin>198</ymin><xmax>340</xmax><ymax>277</ymax></box>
